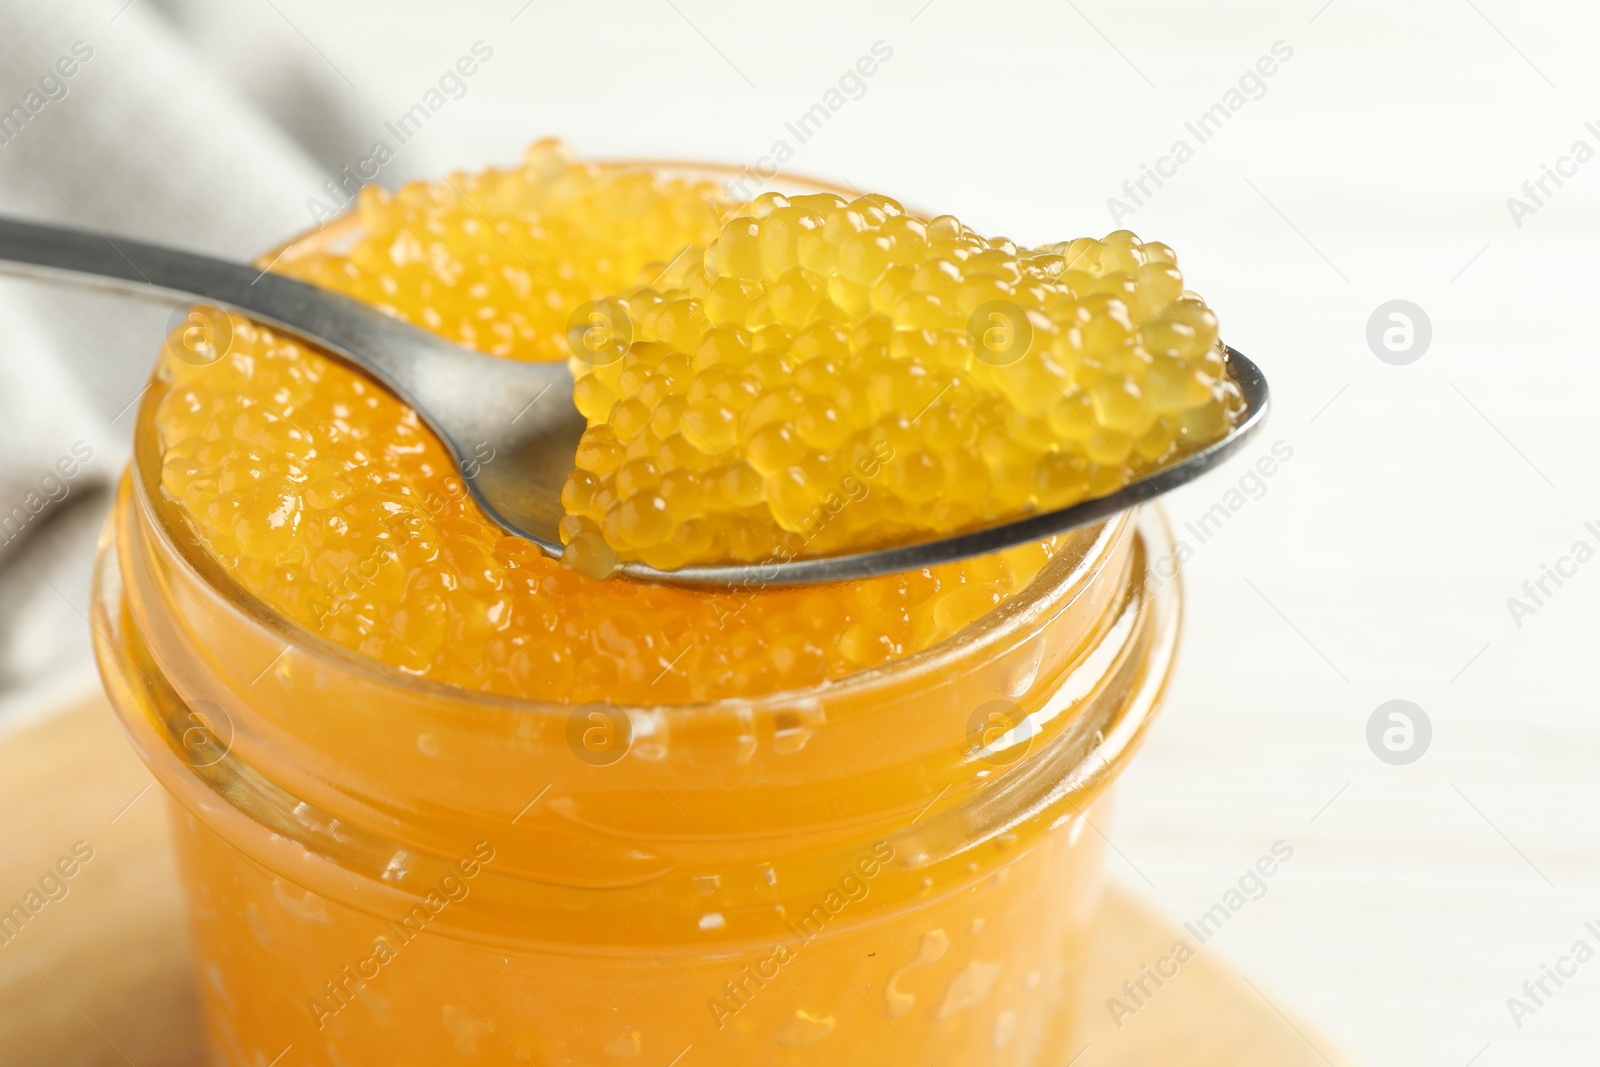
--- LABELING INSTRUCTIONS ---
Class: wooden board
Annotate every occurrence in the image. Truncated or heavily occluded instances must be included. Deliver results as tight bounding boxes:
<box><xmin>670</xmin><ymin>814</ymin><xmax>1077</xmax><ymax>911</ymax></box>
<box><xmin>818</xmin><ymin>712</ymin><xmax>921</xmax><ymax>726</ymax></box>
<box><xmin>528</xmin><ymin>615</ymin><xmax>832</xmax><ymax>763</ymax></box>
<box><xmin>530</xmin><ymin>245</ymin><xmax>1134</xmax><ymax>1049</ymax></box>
<box><xmin>0</xmin><ymin>696</ymin><xmax>1350</xmax><ymax>1066</ymax></box>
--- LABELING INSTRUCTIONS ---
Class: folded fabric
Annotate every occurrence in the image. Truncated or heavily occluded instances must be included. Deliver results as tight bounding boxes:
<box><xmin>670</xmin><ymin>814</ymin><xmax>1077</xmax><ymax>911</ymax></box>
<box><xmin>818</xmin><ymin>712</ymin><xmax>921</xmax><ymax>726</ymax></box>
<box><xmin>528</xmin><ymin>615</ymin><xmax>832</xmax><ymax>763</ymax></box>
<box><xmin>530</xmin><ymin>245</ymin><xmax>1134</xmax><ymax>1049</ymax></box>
<box><xmin>0</xmin><ymin>0</ymin><xmax>354</xmax><ymax>716</ymax></box>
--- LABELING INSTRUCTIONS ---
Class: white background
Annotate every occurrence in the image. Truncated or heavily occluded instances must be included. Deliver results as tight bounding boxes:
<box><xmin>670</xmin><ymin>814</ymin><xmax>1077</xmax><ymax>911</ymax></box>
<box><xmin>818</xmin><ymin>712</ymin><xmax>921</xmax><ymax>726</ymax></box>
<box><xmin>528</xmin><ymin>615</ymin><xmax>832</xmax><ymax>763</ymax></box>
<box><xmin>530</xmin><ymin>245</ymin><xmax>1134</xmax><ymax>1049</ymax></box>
<box><xmin>5</xmin><ymin>1</ymin><xmax>1599</xmax><ymax>1062</ymax></box>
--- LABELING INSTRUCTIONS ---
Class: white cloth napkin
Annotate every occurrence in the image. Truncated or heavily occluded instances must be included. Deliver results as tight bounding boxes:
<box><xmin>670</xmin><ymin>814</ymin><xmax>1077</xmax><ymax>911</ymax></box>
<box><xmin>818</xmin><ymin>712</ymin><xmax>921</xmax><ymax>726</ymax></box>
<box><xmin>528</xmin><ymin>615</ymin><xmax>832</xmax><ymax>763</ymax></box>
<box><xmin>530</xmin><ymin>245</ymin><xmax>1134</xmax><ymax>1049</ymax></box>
<box><xmin>0</xmin><ymin>0</ymin><xmax>380</xmax><ymax>719</ymax></box>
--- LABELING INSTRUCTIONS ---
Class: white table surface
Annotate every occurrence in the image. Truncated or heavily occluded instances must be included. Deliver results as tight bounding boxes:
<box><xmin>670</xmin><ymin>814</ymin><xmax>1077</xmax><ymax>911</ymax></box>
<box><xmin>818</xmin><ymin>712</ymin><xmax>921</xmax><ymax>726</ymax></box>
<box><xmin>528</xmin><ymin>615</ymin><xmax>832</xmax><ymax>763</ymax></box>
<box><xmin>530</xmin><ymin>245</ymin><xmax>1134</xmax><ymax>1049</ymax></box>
<box><xmin>8</xmin><ymin>1</ymin><xmax>1599</xmax><ymax>1062</ymax></box>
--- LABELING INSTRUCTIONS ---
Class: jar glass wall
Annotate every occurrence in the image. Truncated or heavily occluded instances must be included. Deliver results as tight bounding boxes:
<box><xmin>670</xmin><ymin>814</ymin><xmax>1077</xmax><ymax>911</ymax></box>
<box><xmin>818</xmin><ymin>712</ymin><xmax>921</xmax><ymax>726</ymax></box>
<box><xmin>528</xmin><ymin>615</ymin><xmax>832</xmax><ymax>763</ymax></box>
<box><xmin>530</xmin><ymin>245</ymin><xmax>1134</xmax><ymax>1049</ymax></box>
<box><xmin>93</xmin><ymin>450</ymin><xmax>1180</xmax><ymax>1066</ymax></box>
<box><xmin>91</xmin><ymin>188</ymin><xmax>1187</xmax><ymax>1066</ymax></box>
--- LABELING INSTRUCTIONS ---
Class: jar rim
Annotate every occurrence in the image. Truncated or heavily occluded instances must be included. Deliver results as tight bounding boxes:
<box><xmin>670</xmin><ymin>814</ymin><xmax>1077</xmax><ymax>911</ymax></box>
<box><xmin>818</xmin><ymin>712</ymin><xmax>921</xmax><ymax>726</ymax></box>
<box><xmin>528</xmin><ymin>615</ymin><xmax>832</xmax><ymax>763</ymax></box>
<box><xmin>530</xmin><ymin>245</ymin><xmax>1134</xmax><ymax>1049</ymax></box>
<box><xmin>131</xmin><ymin>157</ymin><xmax>1144</xmax><ymax>717</ymax></box>
<box><xmin>131</xmin><ymin>435</ymin><xmax>1131</xmax><ymax>716</ymax></box>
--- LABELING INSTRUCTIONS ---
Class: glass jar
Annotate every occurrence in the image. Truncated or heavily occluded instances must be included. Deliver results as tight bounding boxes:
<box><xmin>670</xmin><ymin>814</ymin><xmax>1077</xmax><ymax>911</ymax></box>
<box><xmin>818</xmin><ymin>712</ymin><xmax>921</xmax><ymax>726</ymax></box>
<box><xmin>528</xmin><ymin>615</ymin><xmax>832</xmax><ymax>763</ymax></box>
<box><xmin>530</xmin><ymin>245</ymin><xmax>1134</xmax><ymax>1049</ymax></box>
<box><xmin>91</xmin><ymin>203</ymin><xmax>1186</xmax><ymax>1067</ymax></box>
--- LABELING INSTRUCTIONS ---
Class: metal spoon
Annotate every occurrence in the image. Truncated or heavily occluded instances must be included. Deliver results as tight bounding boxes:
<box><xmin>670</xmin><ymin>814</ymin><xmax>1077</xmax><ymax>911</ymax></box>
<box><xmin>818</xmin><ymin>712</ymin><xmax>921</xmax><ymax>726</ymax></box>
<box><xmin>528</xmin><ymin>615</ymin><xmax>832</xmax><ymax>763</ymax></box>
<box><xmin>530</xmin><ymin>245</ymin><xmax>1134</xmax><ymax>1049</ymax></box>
<box><xmin>0</xmin><ymin>214</ymin><xmax>1269</xmax><ymax>588</ymax></box>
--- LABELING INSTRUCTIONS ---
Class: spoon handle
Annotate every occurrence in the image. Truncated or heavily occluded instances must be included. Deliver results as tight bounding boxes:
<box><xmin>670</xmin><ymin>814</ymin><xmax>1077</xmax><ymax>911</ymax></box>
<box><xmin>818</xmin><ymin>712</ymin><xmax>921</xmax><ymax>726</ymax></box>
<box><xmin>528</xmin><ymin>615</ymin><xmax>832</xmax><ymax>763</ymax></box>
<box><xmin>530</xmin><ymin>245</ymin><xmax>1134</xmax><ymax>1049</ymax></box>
<box><xmin>0</xmin><ymin>213</ymin><xmax>469</xmax><ymax>410</ymax></box>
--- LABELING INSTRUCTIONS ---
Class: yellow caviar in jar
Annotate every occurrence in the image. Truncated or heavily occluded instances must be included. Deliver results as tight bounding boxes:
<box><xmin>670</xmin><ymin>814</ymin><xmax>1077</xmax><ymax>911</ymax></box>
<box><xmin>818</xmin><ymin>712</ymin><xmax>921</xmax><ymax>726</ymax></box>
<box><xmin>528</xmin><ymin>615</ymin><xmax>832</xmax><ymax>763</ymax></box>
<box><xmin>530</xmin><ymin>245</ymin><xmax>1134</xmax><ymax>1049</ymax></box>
<box><xmin>152</xmin><ymin>149</ymin><xmax>1061</xmax><ymax>703</ymax></box>
<box><xmin>117</xmin><ymin>142</ymin><xmax>1190</xmax><ymax>1067</ymax></box>
<box><xmin>280</xmin><ymin>139</ymin><xmax>733</xmax><ymax>362</ymax></box>
<box><xmin>561</xmin><ymin>193</ymin><xmax>1242</xmax><ymax>570</ymax></box>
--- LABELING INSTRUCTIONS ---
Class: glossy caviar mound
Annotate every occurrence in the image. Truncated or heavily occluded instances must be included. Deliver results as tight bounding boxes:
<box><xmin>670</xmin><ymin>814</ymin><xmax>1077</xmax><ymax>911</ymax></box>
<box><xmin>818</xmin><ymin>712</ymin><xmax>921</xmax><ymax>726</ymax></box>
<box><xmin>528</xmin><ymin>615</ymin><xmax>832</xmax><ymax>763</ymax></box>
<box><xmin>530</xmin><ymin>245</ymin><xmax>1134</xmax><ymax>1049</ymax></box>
<box><xmin>153</xmin><ymin>144</ymin><xmax>1061</xmax><ymax>703</ymax></box>
<box><xmin>280</xmin><ymin>139</ymin><xmax>730</xmax><ymax>363</ymax></box>
<box><xmin>560</xmin><ymin>192</ymin><xmax>1243</xmax><ymax>572</ymax></box>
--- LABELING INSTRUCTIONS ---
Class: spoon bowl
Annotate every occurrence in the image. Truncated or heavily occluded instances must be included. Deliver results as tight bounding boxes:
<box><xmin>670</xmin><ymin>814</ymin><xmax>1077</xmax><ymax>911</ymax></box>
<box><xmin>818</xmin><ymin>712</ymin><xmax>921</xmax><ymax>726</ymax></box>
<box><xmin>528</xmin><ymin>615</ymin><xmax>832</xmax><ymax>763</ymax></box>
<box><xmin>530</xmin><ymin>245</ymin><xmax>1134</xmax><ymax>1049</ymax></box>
<box><xmin>0</xmin><ymin>213</ymin><xmax>1268</xmax><ymax>588</ymax></box>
